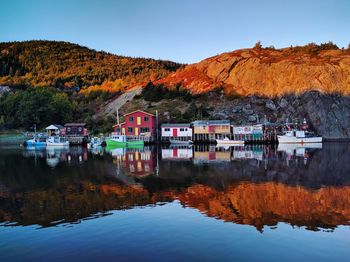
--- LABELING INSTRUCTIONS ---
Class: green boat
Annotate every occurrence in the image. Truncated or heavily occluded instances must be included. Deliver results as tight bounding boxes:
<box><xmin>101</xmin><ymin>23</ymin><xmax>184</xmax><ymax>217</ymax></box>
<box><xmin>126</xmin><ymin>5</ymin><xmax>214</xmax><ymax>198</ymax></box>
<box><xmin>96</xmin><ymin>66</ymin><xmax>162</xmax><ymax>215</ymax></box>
<box><xmin>106</xmin><ymin>134</ymin><xmax>144</xmax><ymax>148</ymax></box>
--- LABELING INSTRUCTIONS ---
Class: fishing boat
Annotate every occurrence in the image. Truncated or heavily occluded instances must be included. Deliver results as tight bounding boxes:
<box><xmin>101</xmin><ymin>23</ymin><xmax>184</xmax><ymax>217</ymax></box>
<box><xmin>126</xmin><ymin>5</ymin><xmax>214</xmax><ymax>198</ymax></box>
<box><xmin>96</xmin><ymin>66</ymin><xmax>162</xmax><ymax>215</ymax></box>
<box><xmin>277</xmin><ymin>130</ymin><xmax>322</xmax><ymax>144</ymax></box>
<box><xmin>25</xmin><ymin>136</ymin><xmax>46</xmax><ymax>147</ymax></box>
<box><xmin>24</xmin><ymin>125</ymin><xmax>47</xmax><ymax>147</ymax></box>
<box><xmin>87</xmin><ymin>137</ymin><xmax>104</xmax><ymax>148</ymax></box>
<box><xmin>106</xmin><ymin>133</ymin><xmax>144</xmax><ymax>148</ymax></box>
<box><xmin>169</xmin><ymin>138</ymin><xmax>193</xmax><ymax>145</ymax></box>
<box><xmin>216</xmin><ymin>137</ymin><xmax>245</xmax><ymax>146</ymax></box>
<box><xmin>46</xmin><ymin>136</ymin><xmax>70</xmax><ymax>147</ymax></box>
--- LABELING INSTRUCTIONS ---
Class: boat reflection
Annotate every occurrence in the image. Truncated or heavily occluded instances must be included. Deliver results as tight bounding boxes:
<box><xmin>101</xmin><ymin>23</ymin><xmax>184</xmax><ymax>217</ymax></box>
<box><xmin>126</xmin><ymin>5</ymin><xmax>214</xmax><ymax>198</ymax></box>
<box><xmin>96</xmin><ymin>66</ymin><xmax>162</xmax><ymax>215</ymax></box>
<box><xmin>23</xmin><ymin>146</ymin><xmax>89</xmax><ymax>167</ymax></box>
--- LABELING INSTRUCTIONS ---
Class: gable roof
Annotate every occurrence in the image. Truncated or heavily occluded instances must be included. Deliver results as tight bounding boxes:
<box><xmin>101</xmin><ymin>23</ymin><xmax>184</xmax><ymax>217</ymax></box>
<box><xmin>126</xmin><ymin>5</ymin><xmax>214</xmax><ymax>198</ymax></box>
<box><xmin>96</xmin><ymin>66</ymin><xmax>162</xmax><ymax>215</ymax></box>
<box><xmin>161</xmin><ymin>123</ymin><xmax>191</xmax><ymax>127</ymax></box>
<box><xmin>45</xmin><ymin>124</ymin><xmax>64</xmax><ymax>130</ymax></box>
<box><xmin>124</xmin><ymin>110</ymin><xmax>155</xmax><ymax>117</ymax></box>
<box><xmin>112</xmin><ymin>122</ymin><xmax>126</xmax><ymax>128</ymax></box>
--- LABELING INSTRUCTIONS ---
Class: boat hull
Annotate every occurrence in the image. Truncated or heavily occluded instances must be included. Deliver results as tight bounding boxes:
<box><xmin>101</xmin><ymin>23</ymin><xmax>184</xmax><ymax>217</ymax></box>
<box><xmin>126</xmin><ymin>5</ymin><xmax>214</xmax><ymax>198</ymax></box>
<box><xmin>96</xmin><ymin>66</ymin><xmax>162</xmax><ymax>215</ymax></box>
<box><xmin>46</xmin><ymin>142</ymin><xmax>69</xmax><ymax>147</ymax></box>
<box><xmin>25</xmin><ymin>140</ymin><xmax>46</xmax><ymax>147</ymax></box>
<box><xmin>106</xmin><ymin>139</ymin><xmax>127</xmax><ymax>147</ymax></box>
<box><xmin>127</xmin><ymin>140</ymin><xmax>144</xmax><ymax>147</ymax></box>
<box><xmin>277</xmin><ymin>136</ymin><xmax>322</xmax><ymax>144</ymax></box>
<box><xmin>106</xmin><ymin>139</ymin><xmax>144</xmax><ymax>148</ymax></box>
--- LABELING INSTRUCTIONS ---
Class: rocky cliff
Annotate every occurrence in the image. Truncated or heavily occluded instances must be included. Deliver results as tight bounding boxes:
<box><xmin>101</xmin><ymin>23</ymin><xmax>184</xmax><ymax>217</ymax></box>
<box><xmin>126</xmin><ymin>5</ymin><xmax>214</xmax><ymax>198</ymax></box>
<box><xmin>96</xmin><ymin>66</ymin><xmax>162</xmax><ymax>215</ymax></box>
<box><xmin>151</xmin><ymin>45</ymin><xmax>350</xmax><ymax>139</ymax></box>
<box><xmin>156</xmin><ymin>46</ymin><xmax>350</xmax><ymax>96</ymax></box>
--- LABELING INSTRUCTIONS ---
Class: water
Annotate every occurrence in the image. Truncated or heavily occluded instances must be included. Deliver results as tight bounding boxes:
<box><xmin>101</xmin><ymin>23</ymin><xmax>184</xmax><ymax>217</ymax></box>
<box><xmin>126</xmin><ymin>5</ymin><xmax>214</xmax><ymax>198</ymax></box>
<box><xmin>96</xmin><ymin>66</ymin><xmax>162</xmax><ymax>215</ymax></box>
<box><xmin>0</xmin><ymin>143</ymin><xmax>350</xmax><ymax>261</ymax></box>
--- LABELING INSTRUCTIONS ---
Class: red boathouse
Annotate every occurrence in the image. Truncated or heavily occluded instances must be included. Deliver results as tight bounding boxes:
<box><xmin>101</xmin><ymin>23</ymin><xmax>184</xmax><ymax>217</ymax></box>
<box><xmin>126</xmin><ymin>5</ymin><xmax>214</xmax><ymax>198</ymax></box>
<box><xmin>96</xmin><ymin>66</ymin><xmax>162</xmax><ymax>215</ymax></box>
<box><xmin>113</xmin><ymin>110</ymin><xmax>157</xmax><ymax>141</ymax></box>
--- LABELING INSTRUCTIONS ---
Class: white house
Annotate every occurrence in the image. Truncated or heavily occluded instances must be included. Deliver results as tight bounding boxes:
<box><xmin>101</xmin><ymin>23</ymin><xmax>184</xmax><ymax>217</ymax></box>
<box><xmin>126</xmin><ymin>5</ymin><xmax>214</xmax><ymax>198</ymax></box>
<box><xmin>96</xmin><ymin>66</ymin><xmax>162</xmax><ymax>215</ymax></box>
<box><xmin>161</xmin><ymin>123</ymin><xmax>192</xmax><ymax>141</ymax></box>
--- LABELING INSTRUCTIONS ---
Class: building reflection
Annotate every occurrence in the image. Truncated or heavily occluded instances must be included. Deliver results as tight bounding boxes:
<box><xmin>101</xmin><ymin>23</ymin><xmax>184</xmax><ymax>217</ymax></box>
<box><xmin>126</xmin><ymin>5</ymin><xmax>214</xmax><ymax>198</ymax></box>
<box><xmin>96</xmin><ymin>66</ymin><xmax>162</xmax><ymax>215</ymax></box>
<box><xmin>109</xmin><ymin>147</ymin><xmax>156</xmax><ymax>177</ymax></box>
<box><xmin>1</xmin><ymin>143</ymin><xmax>350</xmax><ymax>231</ymax></box>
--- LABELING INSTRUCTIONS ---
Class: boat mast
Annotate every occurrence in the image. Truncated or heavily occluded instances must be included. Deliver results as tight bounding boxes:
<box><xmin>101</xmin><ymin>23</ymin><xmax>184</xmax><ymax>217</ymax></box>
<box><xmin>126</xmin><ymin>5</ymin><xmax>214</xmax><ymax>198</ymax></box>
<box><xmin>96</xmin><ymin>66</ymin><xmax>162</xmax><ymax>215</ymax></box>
<box><xmin>117</xmin><ymin>108</ymin><xmax>120</xmax><ymax>126</ymax></box>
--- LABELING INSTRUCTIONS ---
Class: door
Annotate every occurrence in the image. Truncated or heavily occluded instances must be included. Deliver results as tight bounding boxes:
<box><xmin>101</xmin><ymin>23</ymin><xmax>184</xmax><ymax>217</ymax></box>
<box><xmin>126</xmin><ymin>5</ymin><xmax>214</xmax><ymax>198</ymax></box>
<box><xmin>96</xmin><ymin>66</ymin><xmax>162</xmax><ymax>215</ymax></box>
<box><xmin>135</xmin><ymin>127</ymin><xmax>139</xmax><ymax>136</ymax></box>
<box><xmin>172</xmin><ymin>128</ymin><xmax>178</xmax><ymax>137</ymax></box>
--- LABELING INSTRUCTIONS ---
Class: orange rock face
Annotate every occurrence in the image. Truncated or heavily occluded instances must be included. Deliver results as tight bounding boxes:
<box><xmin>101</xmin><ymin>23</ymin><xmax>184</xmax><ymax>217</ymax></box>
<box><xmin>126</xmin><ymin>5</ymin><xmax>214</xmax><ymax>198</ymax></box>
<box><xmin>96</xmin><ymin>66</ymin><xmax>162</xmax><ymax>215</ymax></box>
<box><xmin>178</xmin><ymin>183</ymin><xmax>350</xmax><ymax>231</ymax></box>
<box><xmin>156</xmin><ymin>48</ymin><xmax>350</xmax><ymax>97</ymax></box>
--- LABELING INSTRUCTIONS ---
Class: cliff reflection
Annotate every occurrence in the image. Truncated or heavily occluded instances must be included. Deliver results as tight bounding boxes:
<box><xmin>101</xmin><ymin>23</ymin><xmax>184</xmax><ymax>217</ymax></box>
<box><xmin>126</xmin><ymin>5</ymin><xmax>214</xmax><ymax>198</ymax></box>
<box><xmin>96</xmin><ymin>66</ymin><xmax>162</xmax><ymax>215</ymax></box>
<box><xmin>0</xmin><ymin>143</ymin><xmax>350</xmax><ymax>231</ymax></box>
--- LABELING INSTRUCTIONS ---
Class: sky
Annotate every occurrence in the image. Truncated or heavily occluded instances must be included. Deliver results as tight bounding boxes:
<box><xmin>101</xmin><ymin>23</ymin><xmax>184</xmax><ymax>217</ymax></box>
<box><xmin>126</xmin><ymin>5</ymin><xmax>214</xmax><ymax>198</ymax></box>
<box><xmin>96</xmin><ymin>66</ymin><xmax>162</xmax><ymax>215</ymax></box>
<box><xmin>1</xmin><ymin>0</ymin><xmax>350</xmax><ymax>63</ymax></box>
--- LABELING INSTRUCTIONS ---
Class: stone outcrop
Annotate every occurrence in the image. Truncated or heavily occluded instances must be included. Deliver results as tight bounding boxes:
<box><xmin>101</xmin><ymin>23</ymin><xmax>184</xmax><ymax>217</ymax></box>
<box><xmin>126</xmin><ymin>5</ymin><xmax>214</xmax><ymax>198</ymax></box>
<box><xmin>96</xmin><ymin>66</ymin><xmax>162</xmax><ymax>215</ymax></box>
<box><xmin>156</xmin><ymin>47</ymin><xmax>350</xmax><ymax>96</ymax></box>
<box><xmin>209</xmin><ymin>91</ymin><xmax>350</xmax><ymax>140</ymax></box>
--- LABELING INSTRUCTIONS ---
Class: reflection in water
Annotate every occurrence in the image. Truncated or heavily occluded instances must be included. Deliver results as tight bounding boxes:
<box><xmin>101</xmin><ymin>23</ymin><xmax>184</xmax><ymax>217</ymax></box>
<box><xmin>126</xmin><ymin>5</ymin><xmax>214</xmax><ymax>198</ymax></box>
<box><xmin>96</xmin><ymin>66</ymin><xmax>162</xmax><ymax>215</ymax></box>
<box><xmin>0</xmin><ymin>143</ymin><xmax>350</xmax><ymax>232</ymax></box>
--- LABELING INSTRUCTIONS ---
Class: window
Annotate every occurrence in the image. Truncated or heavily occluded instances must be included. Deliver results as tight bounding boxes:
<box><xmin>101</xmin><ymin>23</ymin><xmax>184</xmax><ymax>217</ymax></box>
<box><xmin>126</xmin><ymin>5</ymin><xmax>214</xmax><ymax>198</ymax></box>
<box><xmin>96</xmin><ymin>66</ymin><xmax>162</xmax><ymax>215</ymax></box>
<box><xmin>144</xmin><ymin>116</ymin><xmax>149</xmax><ymax>121</ymax></box>
<box><xmin>116</xmin><ymin>127</ymin><xmax>121</xmax><ymax>133</ymax></box>
<box><xmin>141</xmin><ymin>127</ymin><xmax>150</xmax><ymax>133</ymax></box>
<box><xmin>164</xmin><ymin>128</ymin><xmax>170</xmax><ymax>132</ymax></box>
<box><xmin>129</xmin><ymin>116</ymin><xmax>134</xmax><ymax>122</ymax></box>
<box><xmin>78</xmin><ymin>127</ymin><xmax>82</xmax><ymax>132</ymax></box>
<box><xmin>185</xmin><ymin>128</ymin><xmax>188</xmax><ymax>131</ymax></box>
<box><xmin>180</xmin><ymin>128</ymin><xmax>185</xmax><ymax>132</ymax></box>
<box><xmin>128</xmin><ymin>127</ymin><xmax>133</xmax><ymax>133</ymax></box>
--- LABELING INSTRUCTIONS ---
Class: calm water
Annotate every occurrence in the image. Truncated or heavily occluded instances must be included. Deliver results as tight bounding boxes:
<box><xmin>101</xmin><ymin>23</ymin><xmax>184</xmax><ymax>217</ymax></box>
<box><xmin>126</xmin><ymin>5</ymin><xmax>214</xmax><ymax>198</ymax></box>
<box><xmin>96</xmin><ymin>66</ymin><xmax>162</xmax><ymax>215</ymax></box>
<box><xmin>0</xmin><ymin>142</ymin><xmax>350</xmax><ymax>261</ymax></box>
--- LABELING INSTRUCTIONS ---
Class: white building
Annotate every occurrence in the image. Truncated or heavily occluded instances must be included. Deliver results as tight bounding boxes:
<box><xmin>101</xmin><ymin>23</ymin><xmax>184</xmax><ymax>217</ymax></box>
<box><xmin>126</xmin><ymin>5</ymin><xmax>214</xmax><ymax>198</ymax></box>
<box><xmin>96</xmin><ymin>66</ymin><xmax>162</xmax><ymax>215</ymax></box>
<box><xmin>161</xmin><ymin>123</ymin><xmax>192</xmax><ymax>141</ymax></box>
<box><xmin>161</xmin><ymin>147</ymin><xmax>193</xmax><ymax>160</ymax></box>
<box><xmin>45</xmin><ymin>124</ymin><xmax>64</xmax><ymax>136</ymax></box>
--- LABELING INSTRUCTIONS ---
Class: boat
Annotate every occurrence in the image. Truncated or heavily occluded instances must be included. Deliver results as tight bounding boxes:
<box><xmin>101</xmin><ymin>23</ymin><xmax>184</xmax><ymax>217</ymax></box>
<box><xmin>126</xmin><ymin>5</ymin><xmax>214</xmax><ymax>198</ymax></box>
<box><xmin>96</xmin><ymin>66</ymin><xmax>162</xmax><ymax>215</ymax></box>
<box><xmin>277</xmin><ymin>130</ymin><xmax>322</xmax><ymax>144</ymax></box>
<box><xmin>105</xmin><ymin>133</ymin><xmax>144</xmax><ymax>148</ymax></box>
<box><xmin>169</xmin><ymin>138</ymin><xmax>193</xmax><ymax>145</ymax></box>
<box><xmin>46</xmin><ymin>136</ymin><xmax>70</xmax><ymax>147</ymax></box>
<box><xmin>24</xmin><ymin>132</ymin><xmax>47</xmax><ymax>147</ymax></box>
<box><xmin>216</xmin><ymin>137</ymin><xmax>245</xmax><ymax>146</ymax></box>
<box><xmin>87</xmin><ymin>137</ymin><xmax>104</xmax><ymax>148</ymax></box>
<box><xmin>25</xmin><ymin>137</ymin><xmax>46</xmax><ymax>147</ymax></box>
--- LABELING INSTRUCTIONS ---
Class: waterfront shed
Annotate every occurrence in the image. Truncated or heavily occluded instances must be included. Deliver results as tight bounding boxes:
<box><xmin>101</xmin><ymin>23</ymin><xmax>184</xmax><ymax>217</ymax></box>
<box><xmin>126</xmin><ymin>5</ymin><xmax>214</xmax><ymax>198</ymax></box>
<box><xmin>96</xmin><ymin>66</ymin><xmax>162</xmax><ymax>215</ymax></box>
<box><xmin>161</xmin><ymin>123</ymin><xmax>192</xmax><ymax>141</ymax></box>
<box><xmin>192</xmin><ymin>120</ymin><xmax>231</xmax><ymax>142</ymax></box>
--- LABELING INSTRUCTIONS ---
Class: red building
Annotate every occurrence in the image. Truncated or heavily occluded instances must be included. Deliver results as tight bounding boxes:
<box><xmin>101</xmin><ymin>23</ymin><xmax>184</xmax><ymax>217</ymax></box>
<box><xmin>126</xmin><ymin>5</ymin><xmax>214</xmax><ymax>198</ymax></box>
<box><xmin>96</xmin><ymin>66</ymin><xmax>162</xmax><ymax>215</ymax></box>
<box><xmin>121</xmin><ymin>149</ymin><xmax>156</xmax><ymax>177</ymax></box>
<box><xmin>113</xmin><ymin>110</ymin><xmax>157</xmax><ymax>139</ymax></box>
<box><xmin>61</xmin><ymin>123</ymin><xmax>89</xmax><ymax>145</ymax></box>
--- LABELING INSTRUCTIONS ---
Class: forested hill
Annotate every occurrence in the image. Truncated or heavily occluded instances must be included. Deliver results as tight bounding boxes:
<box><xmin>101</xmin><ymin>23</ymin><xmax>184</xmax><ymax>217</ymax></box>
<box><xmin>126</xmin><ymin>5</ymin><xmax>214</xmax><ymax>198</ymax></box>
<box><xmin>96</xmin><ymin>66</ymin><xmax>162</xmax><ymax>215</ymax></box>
<box><xmin>0</xmin><ymin>40</ymin><xmax>182</xmax><ymax>89</ymax></box>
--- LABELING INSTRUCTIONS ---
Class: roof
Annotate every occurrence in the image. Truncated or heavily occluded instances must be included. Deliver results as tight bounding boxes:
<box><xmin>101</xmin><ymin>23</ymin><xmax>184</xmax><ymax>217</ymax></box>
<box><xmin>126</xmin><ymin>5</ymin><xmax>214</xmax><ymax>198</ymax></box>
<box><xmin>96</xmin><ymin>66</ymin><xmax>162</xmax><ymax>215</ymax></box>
<box><xmin>64</xmin><ymin>123</ymin><xmax>86</xmax><ymax>127</ymax></box>
<box><xmin>112</xmin><ymin>122</ymin><xmax>126</xmax><ymax>128</ymax></box>
<box><xmin>161</xmin><ymin>123</ymin><xmax>191</xmax><ymax>127</ymax></box>
<box><xmin>192</xmin><ymin>120</ymin><xmax>230</xmax><ymax>126</ymax></box>
<box><xmin>45</xmin><ymin>124</ymin><xmax>64</xmax><ymax>130</ymax></box>
<box><xmin>124</xmin><ymin>110</ymin><xmax>155</xmax><ymax>117</ymax></box>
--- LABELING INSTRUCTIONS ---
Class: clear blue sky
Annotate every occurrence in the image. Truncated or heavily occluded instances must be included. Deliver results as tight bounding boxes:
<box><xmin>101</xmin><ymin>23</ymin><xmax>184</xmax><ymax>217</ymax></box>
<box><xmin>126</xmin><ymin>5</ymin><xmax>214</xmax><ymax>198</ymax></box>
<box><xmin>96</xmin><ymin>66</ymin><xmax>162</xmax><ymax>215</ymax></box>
<box><xmin>1</xmin><ymin>0</ymin><xmax>349</xmax><ymax>63</ymax></box>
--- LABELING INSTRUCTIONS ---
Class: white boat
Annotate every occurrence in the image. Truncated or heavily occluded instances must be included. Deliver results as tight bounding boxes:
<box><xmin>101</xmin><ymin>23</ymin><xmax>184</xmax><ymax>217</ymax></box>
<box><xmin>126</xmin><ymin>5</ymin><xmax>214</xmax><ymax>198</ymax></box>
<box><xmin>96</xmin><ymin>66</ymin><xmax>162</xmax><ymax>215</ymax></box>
<box><xmin>277</xmin><ymin>130</ymin><xmax>322</xmax><ymax>144</ymax></box>
<box><xmin>87</xmin><ymin>137</ymin><xmax>103</xmax><ymax>148</ymax></box>
<box><xmin>46</xmin><ymin>136</ymin><xmax>69</xmax><ymax>147</ymax></box>
<box><xmin>169</xmin><ymin>138</ymin><xmax>193</xmax><ymax>145</ymax></box>
<box><xmin>216</xmin><ymin>137</ymin><xmax>245</xmax><ymax>145</ymax></box>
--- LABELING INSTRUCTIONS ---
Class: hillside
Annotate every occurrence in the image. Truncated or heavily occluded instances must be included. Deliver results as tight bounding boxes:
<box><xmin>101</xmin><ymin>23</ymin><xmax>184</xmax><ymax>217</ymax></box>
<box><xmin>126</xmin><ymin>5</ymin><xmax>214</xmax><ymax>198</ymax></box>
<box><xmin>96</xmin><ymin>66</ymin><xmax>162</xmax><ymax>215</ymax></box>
<box><xmin>0</xmin><ymin>40</ymin><xmax>181</xmax><ymax>90</ymax></box>
<box><xmin>156</xmin><ymin>43</ymin><xmax>350</xmax><ymax>96</ymax></box>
